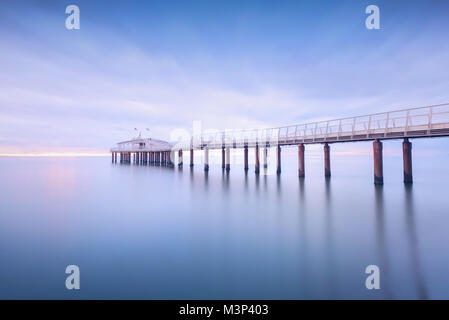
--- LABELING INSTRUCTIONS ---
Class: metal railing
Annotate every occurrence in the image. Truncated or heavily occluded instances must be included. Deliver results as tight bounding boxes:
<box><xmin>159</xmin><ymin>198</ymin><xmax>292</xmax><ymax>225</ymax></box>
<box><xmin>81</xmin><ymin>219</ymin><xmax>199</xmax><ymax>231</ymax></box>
<box><xmin>174</xmin><ymin>103</ymin><xmax>449</xmax><ymax>150</ymax></box>
<box><xmin>111</xmin><ymin>103</ymin><xmax>449</xmax><ymax>152</ymax></box>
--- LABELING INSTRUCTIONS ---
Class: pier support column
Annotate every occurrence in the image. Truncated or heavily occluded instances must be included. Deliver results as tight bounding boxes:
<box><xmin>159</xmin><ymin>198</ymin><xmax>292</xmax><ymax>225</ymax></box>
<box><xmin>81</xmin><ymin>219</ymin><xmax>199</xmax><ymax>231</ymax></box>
<box><xmin>204</xmin><ymin>148</ymin><xmax>209</xmax><ymax>171</ymax></box>
<box><xmin>298</xmin><ymin>144</ymin><xmax>305</xmax><ymax>178</ymax></box>
<box><xmin>263</xmin><ymin>147</ymin><xmax>268</xmax><ymax>169</ymax></box>
<box><xmin>255</xmin><ymin>144</ymin><xmax>260</xmax><ymax>174</ymax></box>
<box><xmin>178</xmin><ymin>150</ymin><xmax>183</xmax><ymax>167</ymax></box>
<box><xmin>244</xmin><ymin>145</ymin><xmax>249</xmax><ymax>171</ymax></box>
<box><xmin>221</xmin><ymin>147</ymin><xmax>225</xmax><ymax>169</ymax></box>
<box><xmin>225</xmin><ymin>147</ymin><xmax>231</xmax><ymax>171</ymax></box>
<box><xmin>403</xmin><ymin>138</ymin><xmax>413</xmax><ymax>184</ymax></box>
<box><xmin>324</xmin><ymin>143</ymin><xmax>331</xmax><ymax>177</ymax></box>
<box><xmin>190</xmin><ymin>149</ymin><xmax>194</xmax><ymax>167</ymax></box>
<box><xmin>276</xmin><ymin>145</ymin><xmax>281</xmax><ymax>174</ymax></box>
<box><xmin>168</xmin><ymin>151</ymin><xmax>173</xmax><ymax>166</ymax></box>
<box><xmin>373</xmin><ymin>139</ymin><xmax>383</xmax><ymax>185</ymax></box>
<box><xmin>112</xmin><ymin>153</ymin><xmax>114</xmax><ymax>163</ymax></box>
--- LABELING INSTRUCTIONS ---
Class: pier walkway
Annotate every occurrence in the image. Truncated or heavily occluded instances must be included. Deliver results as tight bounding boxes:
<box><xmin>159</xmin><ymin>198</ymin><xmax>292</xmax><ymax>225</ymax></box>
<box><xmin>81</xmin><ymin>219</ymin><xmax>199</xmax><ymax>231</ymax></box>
<box><xmin>111</xmin><ymin>103</ymin><xmax>449</xmax><ymax>184</ymax></box>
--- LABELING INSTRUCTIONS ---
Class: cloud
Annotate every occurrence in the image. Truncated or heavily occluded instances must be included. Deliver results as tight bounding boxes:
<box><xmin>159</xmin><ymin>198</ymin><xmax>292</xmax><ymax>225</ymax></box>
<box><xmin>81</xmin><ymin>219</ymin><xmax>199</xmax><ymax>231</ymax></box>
<box><xmin>1</xmin><ymin>1</ymin><xmax>449</xmax><ymax>154</ymax></box>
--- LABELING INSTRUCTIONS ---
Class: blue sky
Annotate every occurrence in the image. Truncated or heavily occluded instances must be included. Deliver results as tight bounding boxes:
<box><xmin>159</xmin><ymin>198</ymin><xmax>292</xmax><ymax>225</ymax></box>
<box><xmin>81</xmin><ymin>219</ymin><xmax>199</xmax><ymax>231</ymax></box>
<box><xmin>1</xmin><ymin>0</ymin><xmax>449</xmax><ymax>153</ymax></box>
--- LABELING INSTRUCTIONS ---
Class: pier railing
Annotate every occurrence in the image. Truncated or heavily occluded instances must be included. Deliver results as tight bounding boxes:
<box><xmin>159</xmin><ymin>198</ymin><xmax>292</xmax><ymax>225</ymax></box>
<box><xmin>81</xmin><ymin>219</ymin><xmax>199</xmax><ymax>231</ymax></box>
<box><xmin>180</xmin><ymin>103</ymin><xmax>449</xmax><ymax>150</ymax></box>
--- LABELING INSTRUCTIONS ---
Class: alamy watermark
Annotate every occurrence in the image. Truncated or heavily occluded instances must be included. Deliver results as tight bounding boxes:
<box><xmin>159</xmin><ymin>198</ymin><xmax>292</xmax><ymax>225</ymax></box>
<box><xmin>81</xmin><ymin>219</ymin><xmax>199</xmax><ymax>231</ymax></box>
<box><xmin>65</xmin><ymin>265</ymin><xmax>80</xmax><ymax>290</ymax></box>
<box><xmin>366</xmin><ymin>5</ymin><xmax>380</xmax><ymax>30</ymax></box>
<box><xmin>65</xmin><ymin>5</ymin><xmax>80</xmax><ymax>30</ymax></box>
<box><xmin>365</xmin><ymin>265</ymin><xmax>380</xmax><ymax>290</ymax></box>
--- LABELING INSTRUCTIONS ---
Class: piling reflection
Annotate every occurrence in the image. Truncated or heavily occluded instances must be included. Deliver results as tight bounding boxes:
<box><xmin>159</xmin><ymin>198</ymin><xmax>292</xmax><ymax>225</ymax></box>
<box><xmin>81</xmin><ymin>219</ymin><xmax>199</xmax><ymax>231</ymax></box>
<box><xmin>404</xmin><ymin>184</ymin><xmax>428</xmax><ymax>299</ymax></box>
<box><xmin>324</xmin><ymin>176</ymin><xmax>338</xmax><ymax>297</ymax></box>
<box><xmin>254</xmin><ymin>173</ymin><xmax>260</xmax><ymax>193</ymax></box>
<box><xmin>221</xmin><ymin>169</ymin><xmax>230</xmax><ymax>194</ymax></box>
<box><xmin>276</xmin><ymin>174</ymin><xmax>281</xmax><ymax>197</ymax></box>
<box><xmin>148</xmin><ymin>164</ymin><xmax>432</xmax><ymax>298</ymax></box>
<box><xmin>244</xmin><ymin>171</ymin><xmax>249</xmax><ymax>195</ymax></box>
<box><xmin>204</xmin><ymin>170</ymin><xmax>209</xmax><ymax>189</ymax></box>
<box><xmin>374</xmin><ymin>185</ymin><xmax>393</xmax><ymax>299</ymax></box>
<box><xmin>297</xmin><ymin>176</ymin><xmax>307</xmax><ymax>297</ymax></box>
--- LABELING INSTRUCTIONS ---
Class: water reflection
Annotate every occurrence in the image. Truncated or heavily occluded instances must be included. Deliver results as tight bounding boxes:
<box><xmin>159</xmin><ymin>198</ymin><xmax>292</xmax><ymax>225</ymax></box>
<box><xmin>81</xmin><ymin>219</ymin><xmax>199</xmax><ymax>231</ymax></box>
<box><xmin>221</xmin><ymin>170</ymin><xmax>230</xmax><ymax>193</ymax></box>
<box><xmin>404</xmin><ymin>184</ymin><xmax>428</xmax><ymax>299</ymax></box>
<box><xmin>1</xmin><ymin>157</ymin><xmax>446</xmax><ymax>299</ymax></box>
<box><xmin>374</xmin><ymin>185</ymin><xmax>393</xmax><ymax>299</ymax></box>
<box><xmin>324</xmin><ymin>177</ymin><xmax>338</xmax><ymax>298</ymax></box>
<box><xmin>297</xmin><ymin>176</ymin><xmax>307</xmax><ymax>297</ymax></box>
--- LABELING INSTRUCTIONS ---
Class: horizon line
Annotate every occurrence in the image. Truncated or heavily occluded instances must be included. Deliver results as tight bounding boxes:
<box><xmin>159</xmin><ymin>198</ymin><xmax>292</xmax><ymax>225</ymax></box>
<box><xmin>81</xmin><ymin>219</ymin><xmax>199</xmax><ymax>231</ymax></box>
<box><xmin>0</xmin><ymin>152</ymin><xmax>110</xmax><ymax>157</ymax></box>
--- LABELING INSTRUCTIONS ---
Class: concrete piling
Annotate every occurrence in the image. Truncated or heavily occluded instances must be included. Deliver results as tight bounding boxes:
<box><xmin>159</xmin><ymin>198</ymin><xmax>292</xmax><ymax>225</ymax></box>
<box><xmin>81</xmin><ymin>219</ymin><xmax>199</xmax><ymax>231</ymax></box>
<box><xmin>222</xmin><ymin>147</ymin><xmax>225</xmax><ymax>169</ymax></box>
<box><xmin>244</xmin><ymin>144</ymin><xmax>249</xmax><ymax>171</ymax></box>
<box><xmin>225</xmin><ymin>147</ymin><xmax>231</xmax><ymax>171</ymax></box>
<box><xmin>276</xmin><ymin>145</ymin><xmax>281</xmax><ymax>174</ymax></box>
<box><xmin>324</xmin><ymin>143</ymin><xmax>331</xmax><ymax>177</ymax></box>
<box><xmin>298</xmin><ymin>144</ymin><xmax>305</xmax><ymax>178</ymax></box>
<box><xmin>263</xmin><ymin>147</ymin><xmax>268</xmax><ymax>169</ymax></box>
<box><xmin>190</xmin><ymin>149</ymin><xmax>194</xmax><ymax>167</ymax></box>
<box><xmin>204</xmin><ymin>147</ymin><xmax>209</xmax><ymax>171</ymax></box>
<box><xmin>403</xmin><ymin>138</ymin><xmax>413</xmax><ymax>184</ymax></box>
<box><xmin>178</xmin><ymin>150</ymin><xmax>183</xmax><ymax>167</ymax></box>
<box><xmin>255</xmin><ymin>144</ymin><xmax>260</xmax><ymax>174</ymax></box>
<box><xmin>373</xmin><ymin>139</ymin><xmax>383</xmax><ymax>185</ymax></box>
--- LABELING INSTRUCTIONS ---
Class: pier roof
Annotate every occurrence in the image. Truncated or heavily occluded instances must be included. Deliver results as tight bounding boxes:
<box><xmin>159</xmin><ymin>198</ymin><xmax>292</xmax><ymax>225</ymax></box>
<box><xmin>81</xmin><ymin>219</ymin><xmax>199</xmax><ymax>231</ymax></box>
<box><xmin>111</xmin><ymin>137</ymin><xmax>173</xmax><ymax>152</ymax></box>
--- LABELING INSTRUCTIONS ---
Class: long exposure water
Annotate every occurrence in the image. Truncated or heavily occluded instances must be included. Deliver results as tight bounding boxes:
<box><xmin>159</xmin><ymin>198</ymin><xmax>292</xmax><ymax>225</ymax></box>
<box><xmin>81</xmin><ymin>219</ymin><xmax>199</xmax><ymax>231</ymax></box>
<box><xmin>0</xmin><ymin>141</ymin><xmax>448</xmax><ymax>299</ymax></box>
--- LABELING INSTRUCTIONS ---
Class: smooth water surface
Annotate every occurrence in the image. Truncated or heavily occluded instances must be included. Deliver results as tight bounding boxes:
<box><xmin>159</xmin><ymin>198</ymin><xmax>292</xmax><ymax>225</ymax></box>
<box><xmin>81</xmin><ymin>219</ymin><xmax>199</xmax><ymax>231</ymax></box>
<box><xmin>0</xmin><ymin>143</ymin><xmax>448</xmax><ymax>299</ymax></box>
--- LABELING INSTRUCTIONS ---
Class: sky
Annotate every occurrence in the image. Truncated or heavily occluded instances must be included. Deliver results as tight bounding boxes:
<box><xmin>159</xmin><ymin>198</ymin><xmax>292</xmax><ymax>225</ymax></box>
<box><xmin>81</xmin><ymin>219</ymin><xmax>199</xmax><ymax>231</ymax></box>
<box><xmin>1</xmin><ymin>0</ymin><xmax>449</xmax><ymax>154</ymax></box>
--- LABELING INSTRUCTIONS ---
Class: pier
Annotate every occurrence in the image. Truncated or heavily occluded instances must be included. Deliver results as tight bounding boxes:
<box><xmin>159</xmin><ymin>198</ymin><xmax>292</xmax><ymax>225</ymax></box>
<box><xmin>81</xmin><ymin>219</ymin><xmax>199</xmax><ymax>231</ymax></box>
<box><xmin>111</xmin><ymin>103</ymin><xmax>449</xmax><ymax>184</ymax></box>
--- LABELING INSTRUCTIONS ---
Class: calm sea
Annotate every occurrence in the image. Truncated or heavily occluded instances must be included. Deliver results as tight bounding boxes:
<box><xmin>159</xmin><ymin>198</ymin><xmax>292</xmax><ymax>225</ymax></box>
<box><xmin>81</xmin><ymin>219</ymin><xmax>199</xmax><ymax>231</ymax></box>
<box><xmin>0</xmin><ymin>140</ymin><xmax>448</xmax><ymax>299</ymax></box>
